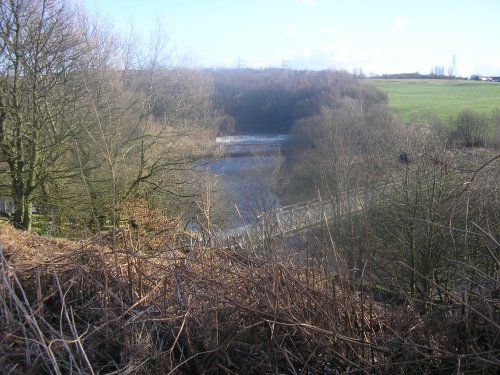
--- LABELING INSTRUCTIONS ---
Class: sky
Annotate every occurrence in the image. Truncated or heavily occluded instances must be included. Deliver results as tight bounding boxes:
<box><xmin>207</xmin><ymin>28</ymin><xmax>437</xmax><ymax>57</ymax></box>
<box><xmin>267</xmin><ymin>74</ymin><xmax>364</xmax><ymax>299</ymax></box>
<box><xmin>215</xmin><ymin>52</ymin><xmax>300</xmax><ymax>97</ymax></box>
<box><xmin>82</xmin><ymin>0</ymin><xmax>500</xmax><ymax>77</ymax></box>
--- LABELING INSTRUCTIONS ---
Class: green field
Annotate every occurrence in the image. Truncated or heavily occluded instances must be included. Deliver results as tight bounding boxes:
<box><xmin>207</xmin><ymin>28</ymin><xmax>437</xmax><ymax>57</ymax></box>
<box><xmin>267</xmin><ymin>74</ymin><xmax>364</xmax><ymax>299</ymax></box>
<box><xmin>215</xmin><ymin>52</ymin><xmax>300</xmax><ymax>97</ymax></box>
<box><xmin>367</xmin><ymin>79</ymin><xmax>500</xmax><ymax>124</ymax></box>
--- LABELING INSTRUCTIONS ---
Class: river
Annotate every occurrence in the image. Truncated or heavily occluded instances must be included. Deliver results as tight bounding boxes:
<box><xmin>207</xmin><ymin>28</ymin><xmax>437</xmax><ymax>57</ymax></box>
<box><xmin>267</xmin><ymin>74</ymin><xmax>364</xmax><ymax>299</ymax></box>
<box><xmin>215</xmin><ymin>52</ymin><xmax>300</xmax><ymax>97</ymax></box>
<box><xmin>209</xmin><ymin>134</ymin><xmax>289</xmax><ymax>229</ymax></box>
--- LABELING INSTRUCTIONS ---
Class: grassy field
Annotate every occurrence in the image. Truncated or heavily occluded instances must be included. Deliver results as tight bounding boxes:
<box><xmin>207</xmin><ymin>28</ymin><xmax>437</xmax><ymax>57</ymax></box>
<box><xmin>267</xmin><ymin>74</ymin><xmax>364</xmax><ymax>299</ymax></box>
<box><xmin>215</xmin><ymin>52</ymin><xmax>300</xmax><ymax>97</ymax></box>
<box><xmin>367</xmin><ymin>79</ymin><xmax>500</xmax><ymax>124</ymax></box>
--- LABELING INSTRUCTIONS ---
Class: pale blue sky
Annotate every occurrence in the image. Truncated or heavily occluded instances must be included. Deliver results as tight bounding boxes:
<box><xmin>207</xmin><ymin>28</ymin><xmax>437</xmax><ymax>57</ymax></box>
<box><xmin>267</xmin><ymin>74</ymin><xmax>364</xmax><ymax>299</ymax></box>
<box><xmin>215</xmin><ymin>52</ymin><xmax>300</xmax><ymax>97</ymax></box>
<box><xmin>82</xmin><ymin>0</ymin><xmax>499</xmax><ymax>76</ymax></box>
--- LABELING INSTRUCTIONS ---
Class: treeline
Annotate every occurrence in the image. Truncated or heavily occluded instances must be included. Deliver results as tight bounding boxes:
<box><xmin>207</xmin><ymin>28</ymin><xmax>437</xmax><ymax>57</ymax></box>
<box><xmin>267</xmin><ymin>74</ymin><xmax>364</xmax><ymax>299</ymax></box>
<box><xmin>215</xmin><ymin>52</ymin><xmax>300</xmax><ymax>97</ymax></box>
<box><xmin>212</xmin><ymin>68</ymin><xmax>387</xmax><ymax>134</ymax></box>
<box><xmin>0</xmin><ymin>0</ymin><xmax>220</xmax><ymax>232</ymax></box>
<box><xmin>370</xmin><ymin>72</ymin><xmax>467</xmax><ymax>80</ymax></box>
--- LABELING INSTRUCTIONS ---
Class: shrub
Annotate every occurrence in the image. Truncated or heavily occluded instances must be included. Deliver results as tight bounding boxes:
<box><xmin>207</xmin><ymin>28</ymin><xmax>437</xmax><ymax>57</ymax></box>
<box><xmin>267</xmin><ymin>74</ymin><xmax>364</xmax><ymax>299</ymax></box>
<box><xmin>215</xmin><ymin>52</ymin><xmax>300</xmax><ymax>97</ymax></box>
<box><xmin>453</xmin><ymin>109</ymin><xmax>490</xmax><ymax>147</ymax></box>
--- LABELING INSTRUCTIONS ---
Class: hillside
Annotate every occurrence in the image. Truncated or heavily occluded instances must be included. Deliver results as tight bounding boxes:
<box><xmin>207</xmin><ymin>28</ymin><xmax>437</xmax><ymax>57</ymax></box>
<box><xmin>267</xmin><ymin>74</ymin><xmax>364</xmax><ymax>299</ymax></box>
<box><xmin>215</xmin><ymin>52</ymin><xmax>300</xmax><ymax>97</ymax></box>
<box><xmin>1</xmin><ymin>223</ymin><xmax>499</xmax><ymax>374</ymax></box>
<box><xmin>367</xmin><ymin>79</ymin><xmax>500</xmax><ymax>123</ymax></box>
<box><xmin>213</xmin><ymin>68</ymin><xmax>386</xmax><ymax>134</ymax></box>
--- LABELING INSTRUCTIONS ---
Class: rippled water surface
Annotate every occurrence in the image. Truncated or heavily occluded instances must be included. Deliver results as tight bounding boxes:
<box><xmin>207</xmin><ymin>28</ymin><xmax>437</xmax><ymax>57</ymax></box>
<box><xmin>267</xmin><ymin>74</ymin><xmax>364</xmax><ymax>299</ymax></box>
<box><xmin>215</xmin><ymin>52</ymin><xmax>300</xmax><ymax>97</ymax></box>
<box><xmin>209</xmin><ymin>134</ymin><xmax>289</xmax><ymax>228</ymax></box>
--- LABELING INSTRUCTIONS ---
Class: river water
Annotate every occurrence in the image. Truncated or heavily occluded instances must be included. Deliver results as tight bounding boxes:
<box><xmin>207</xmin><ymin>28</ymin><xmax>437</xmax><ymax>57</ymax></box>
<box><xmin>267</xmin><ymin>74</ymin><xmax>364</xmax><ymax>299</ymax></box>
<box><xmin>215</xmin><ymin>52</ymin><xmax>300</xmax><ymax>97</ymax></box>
<box><xmin>209</xmin><ymin>134</ymin><xmax>288</xmax><ymax>229</ymax></box>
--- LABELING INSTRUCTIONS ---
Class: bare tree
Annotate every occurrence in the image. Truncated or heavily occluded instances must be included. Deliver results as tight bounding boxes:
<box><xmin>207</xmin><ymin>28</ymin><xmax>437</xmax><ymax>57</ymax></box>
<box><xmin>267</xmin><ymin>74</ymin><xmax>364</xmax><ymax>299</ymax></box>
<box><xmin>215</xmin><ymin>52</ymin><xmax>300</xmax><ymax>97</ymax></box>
<box><xmin>70</xmin><ymin>22</ymin><xmax>222</xmax><ymax>231</ymax></box>
<box><xmin>286</xmin><ymin>98</ymin><xmax>398</xmax><ymax>268</ymax></box>
<box><xmin>0</xmin><ymin>0</ymin><xmax>93</xmax><ymax>229</ymax></box>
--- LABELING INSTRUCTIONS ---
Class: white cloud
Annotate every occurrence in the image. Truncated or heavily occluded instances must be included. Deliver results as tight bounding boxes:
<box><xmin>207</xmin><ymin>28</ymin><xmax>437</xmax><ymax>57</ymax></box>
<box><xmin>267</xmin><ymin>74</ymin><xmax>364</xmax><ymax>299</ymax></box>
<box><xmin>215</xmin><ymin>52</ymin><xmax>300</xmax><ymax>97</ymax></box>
<box><xmin>473</xmin><ymin>59</ymin><xmax>500</xmax><ymax>76</ymax></box>
<box><xmin>283</xmin><ymin>27</ymin><xmax>296</xmax><ymax>37</ymax></box>
<box><xmin>393</xmin><ymin>15</ymin><xmax>411</xmax><ymax>31</ymax></box>
<box><xmin>282</xmin><ymin>43</ymin><xmax>439</xmax><ymax>75</ymax></box>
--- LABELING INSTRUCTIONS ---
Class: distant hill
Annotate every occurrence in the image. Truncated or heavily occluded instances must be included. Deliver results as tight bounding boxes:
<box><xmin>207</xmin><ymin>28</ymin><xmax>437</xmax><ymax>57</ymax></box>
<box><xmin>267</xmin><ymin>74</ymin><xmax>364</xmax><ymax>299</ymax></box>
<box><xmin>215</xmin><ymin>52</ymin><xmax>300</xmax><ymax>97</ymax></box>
<box><xmin>212</xmin><ymin>68</ymin><xmax>387</xmax><ymax>134</ymax></box>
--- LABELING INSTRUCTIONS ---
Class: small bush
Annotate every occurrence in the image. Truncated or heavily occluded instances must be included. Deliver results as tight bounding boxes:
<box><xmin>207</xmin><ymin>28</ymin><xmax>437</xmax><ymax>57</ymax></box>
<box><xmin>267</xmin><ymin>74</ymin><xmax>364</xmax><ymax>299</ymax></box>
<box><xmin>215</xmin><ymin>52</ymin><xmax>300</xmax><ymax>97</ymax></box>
<box><xmin>452</xmin><ymin>109</ymin><xmax>490</xmax><ymax>147</ymax></box>
<box><xmin>491</xmin><ymin>108</ymin><xmax>500</xmax><ymax>148</ymax></box>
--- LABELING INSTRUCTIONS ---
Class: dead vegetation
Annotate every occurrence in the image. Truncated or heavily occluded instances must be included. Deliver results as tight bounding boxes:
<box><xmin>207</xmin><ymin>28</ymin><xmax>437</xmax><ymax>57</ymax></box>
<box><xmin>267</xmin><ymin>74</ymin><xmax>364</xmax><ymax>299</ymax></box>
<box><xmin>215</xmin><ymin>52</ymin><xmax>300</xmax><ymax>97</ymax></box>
<box><xmin>0</xmin><ymin>221</ymin><xmax>499</xmax><ymax>374</ymax></box>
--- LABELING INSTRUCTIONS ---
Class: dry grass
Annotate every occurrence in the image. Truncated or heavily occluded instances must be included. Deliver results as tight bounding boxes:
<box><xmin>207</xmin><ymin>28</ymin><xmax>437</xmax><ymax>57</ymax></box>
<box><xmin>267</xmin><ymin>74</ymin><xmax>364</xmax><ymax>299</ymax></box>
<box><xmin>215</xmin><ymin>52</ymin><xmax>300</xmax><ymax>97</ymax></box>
<box><xmin>0</xmin><ymin>222</ymin><xmax>499</xmax><ymax>374</ymax></box>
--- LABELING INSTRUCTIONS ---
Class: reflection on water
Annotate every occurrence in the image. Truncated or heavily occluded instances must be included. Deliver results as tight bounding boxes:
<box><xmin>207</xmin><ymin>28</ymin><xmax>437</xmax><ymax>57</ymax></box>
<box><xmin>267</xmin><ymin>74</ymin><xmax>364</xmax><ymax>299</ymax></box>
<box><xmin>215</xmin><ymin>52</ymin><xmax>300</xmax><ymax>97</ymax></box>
<box><xmin>210</xmin><ymin>134</ymin><xmax>288</xmax><ymax>229</ymax></box>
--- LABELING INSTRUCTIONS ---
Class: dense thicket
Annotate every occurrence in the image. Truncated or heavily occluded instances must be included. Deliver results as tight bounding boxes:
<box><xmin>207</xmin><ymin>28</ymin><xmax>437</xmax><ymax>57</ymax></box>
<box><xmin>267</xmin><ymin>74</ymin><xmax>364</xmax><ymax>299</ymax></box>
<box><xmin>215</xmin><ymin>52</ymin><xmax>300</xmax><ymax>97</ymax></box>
<box><xmin>212</xmin><ymin>68</ymin><xmax>387</xmax><ymax>134</ymax></box>
<box><xmin>284</xmin><ymin>97</ymin><xmax>396</xmax><ymax>201</ymax></box>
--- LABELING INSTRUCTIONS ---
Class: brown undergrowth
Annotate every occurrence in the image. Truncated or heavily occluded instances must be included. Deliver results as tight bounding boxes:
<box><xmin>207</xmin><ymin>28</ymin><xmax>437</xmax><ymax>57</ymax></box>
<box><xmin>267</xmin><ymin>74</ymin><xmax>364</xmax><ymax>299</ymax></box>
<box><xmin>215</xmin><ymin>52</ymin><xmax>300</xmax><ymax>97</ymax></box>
<box><xmin>0</xmin><ymin>222</ymin><xmax>499</xmax><ymax>374</ymax></box>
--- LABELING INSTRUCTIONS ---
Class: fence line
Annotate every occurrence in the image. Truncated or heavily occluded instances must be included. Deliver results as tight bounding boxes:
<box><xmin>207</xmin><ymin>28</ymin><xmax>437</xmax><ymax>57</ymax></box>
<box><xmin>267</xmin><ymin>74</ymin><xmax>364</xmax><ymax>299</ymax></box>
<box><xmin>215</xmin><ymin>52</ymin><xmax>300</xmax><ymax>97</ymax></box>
<box><xmin>218</xmin><ymin>191</ymin><xmax>366</xmax><ymax>242</ymax></box>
